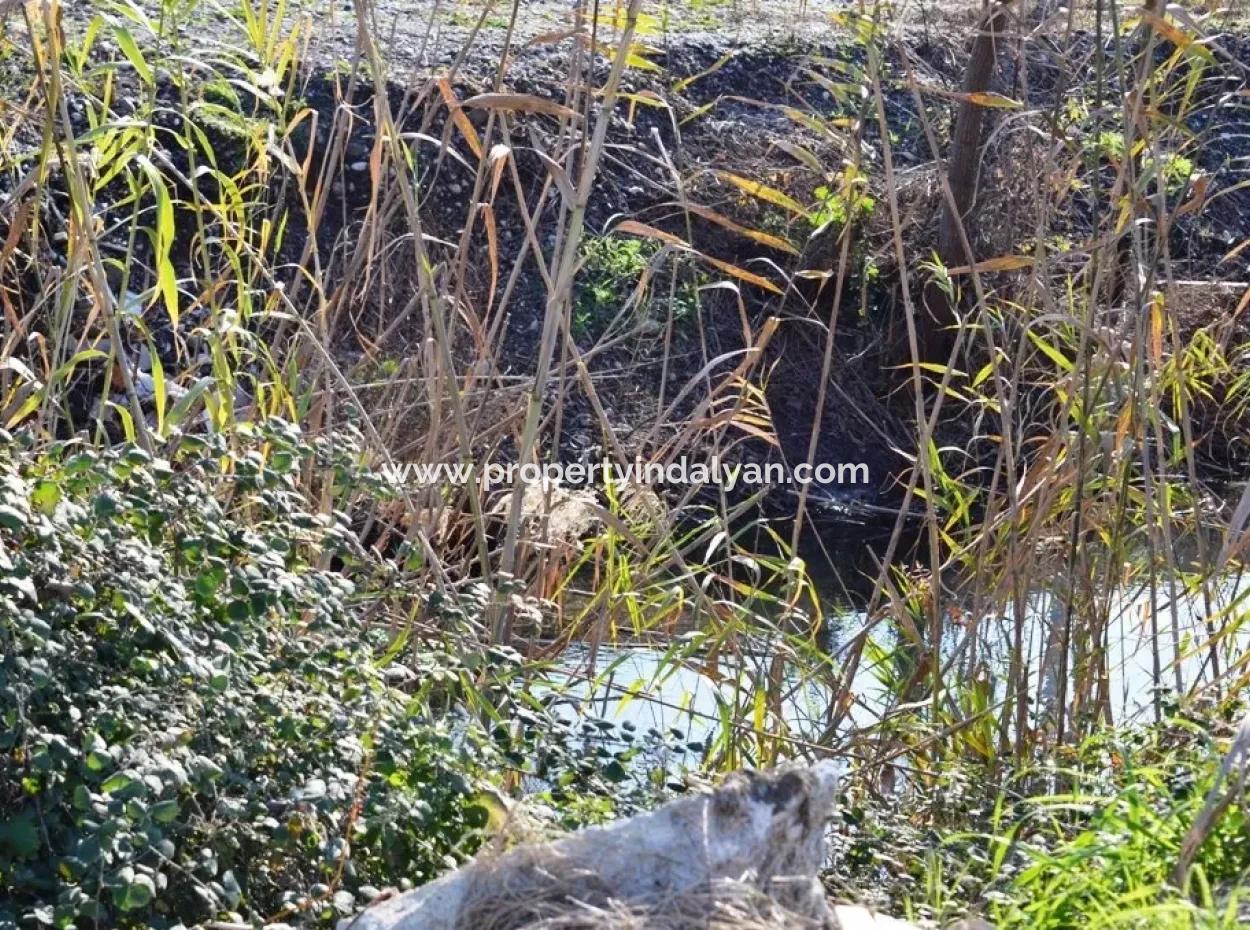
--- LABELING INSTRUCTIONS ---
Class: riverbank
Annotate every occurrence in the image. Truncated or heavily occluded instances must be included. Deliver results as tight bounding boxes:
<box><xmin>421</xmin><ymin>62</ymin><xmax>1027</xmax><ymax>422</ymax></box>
<box><xmin>1</xmin><ymin>430</ymin><xmax>1247</xmax><ymax>927</ymax></box>
<box><xmin>3</xmin><ymin>1</ymin><xmax>1250</xmax><ymax>927</ymax></box>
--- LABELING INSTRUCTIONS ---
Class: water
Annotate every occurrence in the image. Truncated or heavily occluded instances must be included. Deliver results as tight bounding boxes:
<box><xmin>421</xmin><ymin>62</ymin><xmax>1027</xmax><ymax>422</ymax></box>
<box><xmin>545</xmin><ymin>568</ymin><xmax>1250</xmax><ymax>751</ymax></box>
<box><xmin>1016</xmin><ymin>570</ymin><xmax>1250</xmax><ymax>720</ymax></box>
<box><xmin>546</xmin><ymin>643</ymin><xmax>729</xmax><ymax>748</ymax></box>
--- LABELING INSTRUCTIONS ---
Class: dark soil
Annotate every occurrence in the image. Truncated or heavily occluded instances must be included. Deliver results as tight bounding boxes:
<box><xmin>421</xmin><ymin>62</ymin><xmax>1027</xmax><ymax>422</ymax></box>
<box><xmin>3</xmin><ymin>4</ymin><xmax>1250</xmax><ymax>575</ymax></box>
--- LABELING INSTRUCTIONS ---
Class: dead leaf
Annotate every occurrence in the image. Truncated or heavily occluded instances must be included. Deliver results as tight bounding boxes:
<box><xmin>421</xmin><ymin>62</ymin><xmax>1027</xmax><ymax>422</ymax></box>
<box><xmin>437</xmin><ymin>79</ymin><xmax>484</xmax><ymax>160</ymax></box>
<box><xmin>462</xmin><ymin>93</ymin><xmax>577</xmax><ymax>119</ymax></box>
<box><xmin>716</xmin><ymin>171</ymin><xmax>809</xmax><ymax>217</ymax></box>
<box><xmin>615</xmin><ymin>221</ymin><xmax>783</xmax><ymax>294</ymax></box>
<box><xmin>947</xmin><ymin>254</ymin><xmax>1035</xmax><ymax>275</ymax></box>
<box><xmin>912</xmin><ymin>81</ymin><xmax>1023</xmax><ymax>109</ymax></box>
<box><xmin>678</xmin><ymin>202</ymin><xmax>799</xmax><ymax>255</ymax></box>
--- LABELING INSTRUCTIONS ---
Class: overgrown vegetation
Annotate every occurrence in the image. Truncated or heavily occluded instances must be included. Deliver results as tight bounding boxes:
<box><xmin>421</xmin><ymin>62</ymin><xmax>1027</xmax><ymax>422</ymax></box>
<box><xmin>2</xmin><ymin>0</ymin><xmax>1250</xmax><ymax>927</ymax></box>
<box><xmin>833</xmin><ymin>712</ymin><xmax>1250</xmax><ymax>927</ymax></box>
<box><xmin>573</xmin><ymin>235</ymin><xmax>660</xmax><ymax>339</ymax></box>
<box><xmin>0</xmin><ymin>426</ymin><xmax>489</xmax><ymax>925</ymax></box>
<box><xmin>0</xmin><ymin>426</ymin><xmax>682</xmax><ymax>927</ymax></box>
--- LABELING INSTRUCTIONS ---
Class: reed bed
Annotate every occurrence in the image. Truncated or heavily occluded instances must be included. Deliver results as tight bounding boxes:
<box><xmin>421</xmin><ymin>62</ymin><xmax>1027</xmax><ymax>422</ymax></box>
<box><xmin>2</xmin><ymin>0</ymin><xmax>1250</xmax><ymax>924</ymax></box>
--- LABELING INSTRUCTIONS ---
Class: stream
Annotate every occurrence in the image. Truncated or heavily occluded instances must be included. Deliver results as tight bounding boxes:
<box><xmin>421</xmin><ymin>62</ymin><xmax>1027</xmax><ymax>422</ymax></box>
<box><xmin>543</xmin><ymin>568</ymin><xmax>1250</xmax><ymax>758</ymax></box>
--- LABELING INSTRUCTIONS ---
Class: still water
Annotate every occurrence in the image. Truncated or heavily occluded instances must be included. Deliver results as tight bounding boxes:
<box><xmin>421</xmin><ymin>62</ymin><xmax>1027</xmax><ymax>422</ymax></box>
<box><xmin>541</xmin><ymin>568</ymin><xmax>1250</xmax><ymax>753</ymax></box>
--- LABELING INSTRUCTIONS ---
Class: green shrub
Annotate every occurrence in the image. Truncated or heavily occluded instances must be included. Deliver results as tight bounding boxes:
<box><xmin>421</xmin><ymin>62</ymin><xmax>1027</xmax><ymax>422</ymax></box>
<box><xmin>0</xmin><ymin>425</ymin><xmax>502</xmax><ymax>928</ymax></box>
<box><xmin>829</xmin><ymin>718</ymin><xmax>1250</xmax><ymax>928</ymax></box>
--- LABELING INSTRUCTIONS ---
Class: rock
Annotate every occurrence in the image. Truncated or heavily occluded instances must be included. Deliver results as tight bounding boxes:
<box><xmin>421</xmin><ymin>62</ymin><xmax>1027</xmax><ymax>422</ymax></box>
<box><xmin>340</xmin><ymin>762</ymin><xmax>923</xmax><ymax>930</ymax></box>
<box><xmin>834</xmin><ymin>907</ymin><xmax>926</xmax><ymax>930</ymax></box>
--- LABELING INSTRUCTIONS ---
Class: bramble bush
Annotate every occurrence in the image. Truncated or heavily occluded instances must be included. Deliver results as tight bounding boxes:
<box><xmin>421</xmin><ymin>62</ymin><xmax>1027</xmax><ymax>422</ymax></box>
<box><xmin>0</xmin><ymin>423</ymin><xmax>520</xmax><ymax>928</ymax></box>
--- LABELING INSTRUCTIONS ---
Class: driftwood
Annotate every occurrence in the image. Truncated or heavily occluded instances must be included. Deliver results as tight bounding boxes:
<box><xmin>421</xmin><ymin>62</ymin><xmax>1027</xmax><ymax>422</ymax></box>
<box><xmin>341</xmin><ymin>763</ymin><xmax>919</xmax><ymax>930</ymax></box>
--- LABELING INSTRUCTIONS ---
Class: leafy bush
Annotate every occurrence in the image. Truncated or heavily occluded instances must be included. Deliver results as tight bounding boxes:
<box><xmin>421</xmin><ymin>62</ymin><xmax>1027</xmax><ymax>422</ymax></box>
<box><xmin>0</xmin><ymin>424</ymin><xmax>508</xmax><ymax>928</ymax></box>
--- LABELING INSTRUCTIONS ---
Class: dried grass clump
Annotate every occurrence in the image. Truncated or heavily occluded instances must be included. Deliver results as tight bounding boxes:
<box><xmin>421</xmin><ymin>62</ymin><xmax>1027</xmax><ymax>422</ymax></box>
<box><xmin>344</xmin><ymin>764</ymin><xmax>855</xmax><ymax>930</ymax></box>
<box><xmin>446</xmin><ymin>766</ymin><xmax>838</xmax><ymax>930</ymax></box>
<box><xmin>453</xmin><ymin>858</ymin><xmax>823</xmax><ymax>930</ymax></box>
<box><xmin>862</xmin><ymin>162</ymin><xmax>942</xmax><ymax>278</ymax></box>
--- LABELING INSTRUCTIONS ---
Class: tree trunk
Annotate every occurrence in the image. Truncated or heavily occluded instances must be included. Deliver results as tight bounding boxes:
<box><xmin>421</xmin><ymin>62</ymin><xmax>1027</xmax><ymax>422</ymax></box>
<box><xmin>921</xmin><ymin>1</ymin><xmax>1011</xmax><ymax>361</ymax></box>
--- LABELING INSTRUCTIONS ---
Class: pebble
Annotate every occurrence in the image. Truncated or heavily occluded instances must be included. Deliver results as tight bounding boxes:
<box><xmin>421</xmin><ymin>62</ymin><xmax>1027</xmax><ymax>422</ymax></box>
<box><xmin>350</xmin><ymin>161</ymin><xmax>368</xmax><ymax>172</ymax></box>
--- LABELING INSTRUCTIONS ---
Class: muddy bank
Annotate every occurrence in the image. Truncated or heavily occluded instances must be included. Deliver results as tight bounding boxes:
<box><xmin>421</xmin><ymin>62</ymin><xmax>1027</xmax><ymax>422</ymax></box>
<box><xmin>3</xmin><ymin>10</ymin><xmax>1250</xmax><ymax>558</ymax></box>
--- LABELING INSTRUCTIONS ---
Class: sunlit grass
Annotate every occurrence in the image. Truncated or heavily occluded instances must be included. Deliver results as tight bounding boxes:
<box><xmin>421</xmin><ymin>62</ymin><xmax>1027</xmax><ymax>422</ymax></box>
<box><xmin>1</xmin><ymin>0</ymin><xmax>1248</xmax><ymax>923</ymax></box>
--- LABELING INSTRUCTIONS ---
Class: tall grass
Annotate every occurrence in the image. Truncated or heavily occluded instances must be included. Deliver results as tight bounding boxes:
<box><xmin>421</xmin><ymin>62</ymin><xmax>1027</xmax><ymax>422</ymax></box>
<box><xmin>2</xmin><ymin>0</ymin><xmax>1250</xmax><ymax>919</ymax></box>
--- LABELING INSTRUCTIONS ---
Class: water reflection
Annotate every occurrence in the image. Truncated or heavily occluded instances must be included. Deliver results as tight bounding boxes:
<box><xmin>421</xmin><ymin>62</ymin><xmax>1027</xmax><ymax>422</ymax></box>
<box><xmin>544</xmin><ymin>567</ymin><xmax>1250</xmax><ymax>751</ymax></box>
